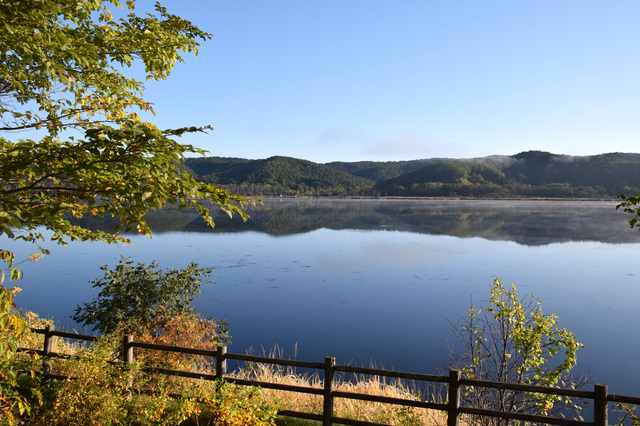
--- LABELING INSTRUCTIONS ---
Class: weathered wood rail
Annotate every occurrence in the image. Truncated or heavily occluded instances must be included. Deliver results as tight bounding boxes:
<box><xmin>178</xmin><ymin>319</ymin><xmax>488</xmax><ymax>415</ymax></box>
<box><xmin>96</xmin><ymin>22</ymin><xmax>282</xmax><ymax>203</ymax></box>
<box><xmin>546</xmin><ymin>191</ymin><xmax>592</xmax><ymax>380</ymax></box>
<box><xmin>22</xmin><ymin>325</ymin><xmax>640</xmax><ymax>426</ymax></box>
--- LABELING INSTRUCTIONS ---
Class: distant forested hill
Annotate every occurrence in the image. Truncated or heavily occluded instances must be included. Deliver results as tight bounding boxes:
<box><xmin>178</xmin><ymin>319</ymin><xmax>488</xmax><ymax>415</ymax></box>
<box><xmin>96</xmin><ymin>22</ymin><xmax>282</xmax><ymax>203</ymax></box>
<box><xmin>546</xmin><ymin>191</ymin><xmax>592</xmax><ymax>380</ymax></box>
<box><xmin>324</xmin><ymin>159</ymin><xmax>438</xmax><ymax>181</ymax></box>
<box><xmin>185</xmin><ymin>156</ymin><xmax>374</xmax><ymax>196</ymax></box>
<box><xmin>183</xmin><ymin>151</ymin><xmax>640</xmax><ymax>198</ymax></box>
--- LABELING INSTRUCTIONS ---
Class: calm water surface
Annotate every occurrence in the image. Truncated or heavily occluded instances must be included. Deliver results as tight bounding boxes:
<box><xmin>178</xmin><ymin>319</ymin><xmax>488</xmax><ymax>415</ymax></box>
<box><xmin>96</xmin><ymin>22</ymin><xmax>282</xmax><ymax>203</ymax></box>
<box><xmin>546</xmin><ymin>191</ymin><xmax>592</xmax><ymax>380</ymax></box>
<box><xmin>8</xmin><ymin>199</ymin><xmax>640</xmax><ymax>396</ymax></box>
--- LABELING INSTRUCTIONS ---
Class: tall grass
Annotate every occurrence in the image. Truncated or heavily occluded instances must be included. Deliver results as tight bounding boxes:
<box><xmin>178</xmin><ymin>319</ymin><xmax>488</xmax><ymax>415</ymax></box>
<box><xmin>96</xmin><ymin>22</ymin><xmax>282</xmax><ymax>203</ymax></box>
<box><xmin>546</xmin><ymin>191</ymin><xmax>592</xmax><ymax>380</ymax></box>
<box><xmin>232</xmin><ymin>347</ymin><xmax>448</xmax><ymax>426</ymax></box>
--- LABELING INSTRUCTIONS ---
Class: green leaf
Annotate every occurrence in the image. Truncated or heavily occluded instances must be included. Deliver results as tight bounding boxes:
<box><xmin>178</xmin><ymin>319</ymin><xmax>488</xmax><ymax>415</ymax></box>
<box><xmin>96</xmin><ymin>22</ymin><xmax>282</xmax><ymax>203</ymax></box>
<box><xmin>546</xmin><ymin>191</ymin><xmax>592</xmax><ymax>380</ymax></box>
<box><xmin>0</xmin><ymin>312</ymin><xmax>9</xmax><ymax>329</ymax></box>
<box><xmin>10</xmin><ymin>269</ymin><xmax>23</xmax><ymax>282</ymax></box>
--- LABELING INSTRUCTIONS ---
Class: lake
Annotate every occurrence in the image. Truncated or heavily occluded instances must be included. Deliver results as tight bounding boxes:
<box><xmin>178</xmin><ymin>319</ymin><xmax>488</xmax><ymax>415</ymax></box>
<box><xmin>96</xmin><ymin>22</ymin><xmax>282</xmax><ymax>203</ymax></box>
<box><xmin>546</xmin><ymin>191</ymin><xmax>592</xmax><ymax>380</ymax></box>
<box><xmin>8</xmin><ymin>199</ymin><xmax>640</xmax><ymax>397</ymax></box>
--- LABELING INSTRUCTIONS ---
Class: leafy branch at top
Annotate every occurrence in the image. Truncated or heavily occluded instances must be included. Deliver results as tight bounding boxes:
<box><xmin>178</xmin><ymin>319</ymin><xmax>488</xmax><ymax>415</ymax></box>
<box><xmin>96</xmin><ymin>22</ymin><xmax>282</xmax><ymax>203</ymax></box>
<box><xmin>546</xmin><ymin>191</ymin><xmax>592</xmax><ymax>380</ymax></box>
<box><xmin>0</xmin><ymin>0</ymin><xmax>208</xmax><ymax>134</ymax></box>
<box><xmin>1</xmin><ymin>0</ymin><xmax>257</xmax><ymax>275</ymax></box>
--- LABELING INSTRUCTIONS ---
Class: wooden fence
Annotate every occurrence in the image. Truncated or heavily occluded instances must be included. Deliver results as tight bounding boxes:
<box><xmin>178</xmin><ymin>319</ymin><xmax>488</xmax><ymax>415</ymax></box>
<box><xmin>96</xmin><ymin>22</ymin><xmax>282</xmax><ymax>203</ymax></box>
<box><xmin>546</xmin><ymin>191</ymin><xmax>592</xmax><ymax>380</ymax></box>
<box><xmin>23</xmin><ymin>325</ymin><xmax>640</xmax><ymax>426</ymax></box>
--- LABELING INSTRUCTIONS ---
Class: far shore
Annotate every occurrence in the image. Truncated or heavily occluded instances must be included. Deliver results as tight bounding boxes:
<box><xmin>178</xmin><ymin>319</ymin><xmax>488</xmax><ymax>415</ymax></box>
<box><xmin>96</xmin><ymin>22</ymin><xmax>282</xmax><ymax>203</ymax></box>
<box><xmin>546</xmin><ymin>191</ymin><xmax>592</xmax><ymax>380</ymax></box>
<box><xmin>250</xmin><ymin>195</ymin><xmax>620</xmax><ymax>202</ymax></box>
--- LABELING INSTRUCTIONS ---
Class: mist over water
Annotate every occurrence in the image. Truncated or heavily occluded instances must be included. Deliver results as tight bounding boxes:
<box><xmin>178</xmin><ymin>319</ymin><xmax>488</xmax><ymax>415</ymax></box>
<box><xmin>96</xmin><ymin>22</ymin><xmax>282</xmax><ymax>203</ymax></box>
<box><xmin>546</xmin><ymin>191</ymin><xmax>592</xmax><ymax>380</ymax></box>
<box><xmin>8</xmin><ymin>199</ymin><xmax>640</xmax><ymax>396</ymax></box>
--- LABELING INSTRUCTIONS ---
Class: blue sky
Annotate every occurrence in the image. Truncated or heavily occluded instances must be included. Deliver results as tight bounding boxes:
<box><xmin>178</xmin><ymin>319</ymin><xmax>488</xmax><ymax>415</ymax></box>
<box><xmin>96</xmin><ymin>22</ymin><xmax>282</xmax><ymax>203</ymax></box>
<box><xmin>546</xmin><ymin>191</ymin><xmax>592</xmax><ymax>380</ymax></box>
<box><xmin>135</xmin><ymin>1</ymin><xmax>640</xmax><ymax>163</ymax></box>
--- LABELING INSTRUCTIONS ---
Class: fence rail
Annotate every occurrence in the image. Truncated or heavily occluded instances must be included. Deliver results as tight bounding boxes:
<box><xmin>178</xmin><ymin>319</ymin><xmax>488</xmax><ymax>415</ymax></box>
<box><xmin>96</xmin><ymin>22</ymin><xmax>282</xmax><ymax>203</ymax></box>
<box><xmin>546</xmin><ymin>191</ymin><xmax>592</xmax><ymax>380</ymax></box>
<box><xmin>21</xmin><ymin>325</ymin><xmax>640</xmax><ymax>426</ymax></box>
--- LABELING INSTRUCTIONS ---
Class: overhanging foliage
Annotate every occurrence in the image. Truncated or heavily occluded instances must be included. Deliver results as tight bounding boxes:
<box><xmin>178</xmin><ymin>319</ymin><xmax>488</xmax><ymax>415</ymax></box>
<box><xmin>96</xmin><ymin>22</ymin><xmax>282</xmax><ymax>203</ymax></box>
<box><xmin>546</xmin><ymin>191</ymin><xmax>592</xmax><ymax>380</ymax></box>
<box><xmin>0</xmin><ymin>0</ymin><xmax>253</xmax><ymax>275</ymax></box>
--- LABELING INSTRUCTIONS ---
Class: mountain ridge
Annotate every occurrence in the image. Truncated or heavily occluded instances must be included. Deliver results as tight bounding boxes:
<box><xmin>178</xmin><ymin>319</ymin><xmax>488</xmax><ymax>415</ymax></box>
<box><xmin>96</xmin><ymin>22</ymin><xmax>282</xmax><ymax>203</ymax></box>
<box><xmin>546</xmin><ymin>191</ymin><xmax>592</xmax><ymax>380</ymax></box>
<box><xmin>183</xmin><ymin>151</ymin><xmax>640</xmax><ymax>198</ymax></box>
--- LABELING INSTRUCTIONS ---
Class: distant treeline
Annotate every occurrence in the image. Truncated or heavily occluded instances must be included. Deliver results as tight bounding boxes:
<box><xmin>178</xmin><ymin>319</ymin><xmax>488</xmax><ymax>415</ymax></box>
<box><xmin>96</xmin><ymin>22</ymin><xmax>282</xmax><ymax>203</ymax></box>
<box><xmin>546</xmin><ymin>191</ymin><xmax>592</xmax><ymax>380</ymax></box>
<box><xmin>183</xmin><ymin>151</ymin><xmax>640</xmax><ymax>198</ymax></box>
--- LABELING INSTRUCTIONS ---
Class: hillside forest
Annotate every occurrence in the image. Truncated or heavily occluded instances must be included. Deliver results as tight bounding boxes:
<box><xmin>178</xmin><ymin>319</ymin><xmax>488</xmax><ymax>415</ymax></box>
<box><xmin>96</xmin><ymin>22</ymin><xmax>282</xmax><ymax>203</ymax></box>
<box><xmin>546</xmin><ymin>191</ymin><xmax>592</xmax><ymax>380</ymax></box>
<box><xmin>183</xmin><ymin>151</ymin><xmax>640</xmax><ymax>198</ymax></box>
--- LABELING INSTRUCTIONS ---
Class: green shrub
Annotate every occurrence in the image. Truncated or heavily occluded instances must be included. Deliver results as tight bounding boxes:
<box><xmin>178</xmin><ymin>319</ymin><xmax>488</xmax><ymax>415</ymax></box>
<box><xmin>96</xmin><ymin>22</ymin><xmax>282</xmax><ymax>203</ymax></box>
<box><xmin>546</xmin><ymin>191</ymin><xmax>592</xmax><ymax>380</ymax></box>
<box><xmin>448</xmin><ymin>278</ymin><xmax>587</xmax><ymax>422</ymax></box>
<box><xmin>193</xmin><ymin>381</ymin><xmax>278</xmax><ymax>426</ymax></box>
<box><xmin>21</xmin><ymin>314</ymin><xmax>276</xmax><ymax>426</ymax></box>
<box><xmin>0</xmin><ymin>285</ymin><xmax>42</xmax><ymax>425</ymax></box>
<box><xmin>73</xmin><ymin>257</ymin><xmax>214</xmax><ymax>334</ymax></box>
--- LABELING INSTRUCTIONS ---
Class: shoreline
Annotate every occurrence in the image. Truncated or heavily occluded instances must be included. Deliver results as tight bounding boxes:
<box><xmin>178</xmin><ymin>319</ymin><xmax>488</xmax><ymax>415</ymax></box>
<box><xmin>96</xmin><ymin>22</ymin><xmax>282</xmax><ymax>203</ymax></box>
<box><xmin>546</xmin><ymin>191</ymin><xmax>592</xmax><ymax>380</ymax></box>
<box><xmin>254</xmin><ymin>195</ymin><xmax>620</xmax><ymax>202</ymax></box>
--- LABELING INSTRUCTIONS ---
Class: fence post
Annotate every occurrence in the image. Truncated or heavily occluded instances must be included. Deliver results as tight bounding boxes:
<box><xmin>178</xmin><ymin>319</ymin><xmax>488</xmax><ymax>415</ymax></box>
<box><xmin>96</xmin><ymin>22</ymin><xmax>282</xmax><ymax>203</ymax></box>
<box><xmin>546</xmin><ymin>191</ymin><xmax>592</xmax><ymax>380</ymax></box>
<box><xmin>448</xmin><ymin>369</ymin><xmax>461</xmax><ymax>426</ymax></box>
<box><xmin>323</xmin><ymin>356</ymin><xmax>336</xmax><ymax>426</ymax></box>
<box><xmin>123</xmin><ymin>334</ymin><xmax>134</xmax><ymax>364</ymax></box>
<box><xmin>216</xmin><ymin>345</ymin><xmax>227</xmax><ymax>379</ymax></box>
<box><xmin>594</xmin><ymin>383</ymin><xmax>608</xmax><ymax>426</ymax></box>
<box><xmin>42</xmin><ymin>324</ymin><xmax>54</xmax><ymax>387</ymax></box>
<box><xmin>122</xmin><ymin>334</ymin><xmax>134</xmax><ymax>395</ymax></box>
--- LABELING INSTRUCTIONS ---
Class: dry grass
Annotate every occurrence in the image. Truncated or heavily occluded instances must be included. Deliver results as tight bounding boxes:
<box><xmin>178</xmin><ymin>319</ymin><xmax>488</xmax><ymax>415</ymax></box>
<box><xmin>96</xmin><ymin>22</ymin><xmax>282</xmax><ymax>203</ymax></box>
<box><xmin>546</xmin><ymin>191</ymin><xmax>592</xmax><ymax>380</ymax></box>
<box><xmin>233</xmin><ymin>355</ymin><xmax>449</xmax><ymax>426</ymax></box>
<box><xmin>16</xmin><ymin>312</ymin><xmax>95</xmax><ymax>374</ymax></box>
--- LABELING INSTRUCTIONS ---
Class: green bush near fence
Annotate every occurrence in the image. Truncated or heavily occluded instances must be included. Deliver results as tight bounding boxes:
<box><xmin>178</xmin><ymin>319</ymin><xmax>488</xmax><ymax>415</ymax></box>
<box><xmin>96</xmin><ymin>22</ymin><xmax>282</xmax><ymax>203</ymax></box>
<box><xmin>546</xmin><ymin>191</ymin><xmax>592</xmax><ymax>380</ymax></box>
<box><xmin>72</xmin><ymin>257</ymin><xmax>217</xmax><ymax>335</ymax></box>
<box><xmin>0</xmin><ymin>285</ymin><xmax>43</xmax><ymax>425</ymax></box>
<box><xmin>14</xmin><ymin>324</ymin><xmax>279</xmax><ymax>426</ymax></box>
<box><xmin>37</xmin><ymin>334</ymin><xmax>278</xmax><ymax>425</ymax></box>
<box><xmin>447</xmin><ymin>278</ymin><xmax>587</xmax><ymax>420</ymax></box>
